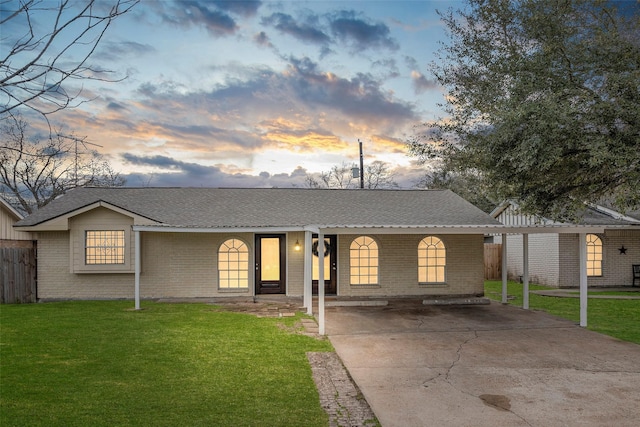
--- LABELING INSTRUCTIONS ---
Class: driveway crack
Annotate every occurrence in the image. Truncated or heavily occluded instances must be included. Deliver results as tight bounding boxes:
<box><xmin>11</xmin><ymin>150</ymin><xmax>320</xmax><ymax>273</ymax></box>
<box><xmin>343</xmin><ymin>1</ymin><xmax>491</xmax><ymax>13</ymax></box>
<box><xmin>445</xmin><ymin>330</ymin><xmax>478</xmax><ymax>382</ymax></box>
<box><xmin>442</xmin><ymin>330</ymin><xmax>532</xmax><ymax>426</ymax></box>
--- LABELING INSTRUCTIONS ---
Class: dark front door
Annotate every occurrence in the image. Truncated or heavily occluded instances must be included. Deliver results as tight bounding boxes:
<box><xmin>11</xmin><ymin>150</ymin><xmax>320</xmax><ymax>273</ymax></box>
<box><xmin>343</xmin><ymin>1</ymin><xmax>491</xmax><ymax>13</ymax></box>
<box><xmin>312</xmin><ymin>235</ymin><xmax>337</xmax><ymax>295</ymax></box>
<box><xmin>255</xmin><ymin>234</ymin><xmax>286</xmax><ymax>294</ymax></box>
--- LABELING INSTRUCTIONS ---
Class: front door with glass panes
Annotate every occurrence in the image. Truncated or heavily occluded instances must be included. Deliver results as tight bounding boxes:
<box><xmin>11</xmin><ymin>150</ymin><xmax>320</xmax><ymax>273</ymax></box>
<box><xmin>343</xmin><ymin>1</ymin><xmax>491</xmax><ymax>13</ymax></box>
<box><xmin>255</xmin><ymin>234</ymin><xmax>286</xmax><ymax>294</ymax></box>
<box><xmin>312</xmin><ymin>234</ymin><xmax>337</xmax><ymax>295</ymax></box>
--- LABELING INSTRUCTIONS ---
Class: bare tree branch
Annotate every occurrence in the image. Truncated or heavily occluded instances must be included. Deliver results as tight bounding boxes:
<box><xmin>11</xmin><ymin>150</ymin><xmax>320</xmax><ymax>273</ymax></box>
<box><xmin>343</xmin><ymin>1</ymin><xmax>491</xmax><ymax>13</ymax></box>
<box><xmin>0</xmin><ymin>111</ymin><xmax>125</xmax><ymax>215</ymax></box>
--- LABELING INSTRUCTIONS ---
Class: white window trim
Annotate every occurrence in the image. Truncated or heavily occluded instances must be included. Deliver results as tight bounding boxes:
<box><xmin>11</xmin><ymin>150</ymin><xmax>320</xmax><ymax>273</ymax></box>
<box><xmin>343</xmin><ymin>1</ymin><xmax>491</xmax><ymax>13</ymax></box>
<box><xmin>72</xmin><ymin>225</ymin><xmax>134</xmax><ymax>274</ymax></box>
<box><xmin>218</xmin><ymin>238</ymin><xmax>250</xmax><ymax>291</ymax></box>
<box><xmin>349</xmin><ymin>235</ymin><xmax>379</xmax><ymax>286</ymax></box>
<box><xmin>418</xmin><ymin>236</ymin><xmax>447</xmax><ymax>285</ymax></box>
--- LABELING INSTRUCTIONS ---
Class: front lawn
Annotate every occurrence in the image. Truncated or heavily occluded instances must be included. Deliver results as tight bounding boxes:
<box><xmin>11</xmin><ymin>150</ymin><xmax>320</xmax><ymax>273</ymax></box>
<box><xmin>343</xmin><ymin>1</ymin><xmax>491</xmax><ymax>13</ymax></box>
<box><xmin>1</xmin><ymin>301</ymin><xmax>333</xmax><ymax>427</ymax></box>
<box><xmin>485</xmin><ymin>281</ymin><xmax>640</xmax><ymax>344</ymax></box>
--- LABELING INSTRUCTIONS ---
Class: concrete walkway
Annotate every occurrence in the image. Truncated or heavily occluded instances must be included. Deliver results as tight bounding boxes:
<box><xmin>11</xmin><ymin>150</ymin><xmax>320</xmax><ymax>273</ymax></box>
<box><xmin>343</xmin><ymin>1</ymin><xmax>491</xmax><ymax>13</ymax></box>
<box><xmin>531</xmin><ymin>287</ymin><xmax>640</xmax><ymax>299</ymax></box>
<box><xmin>326</xmin><ymin>300</ymin><xmax>640</xmax><ymax>427</ymax></box>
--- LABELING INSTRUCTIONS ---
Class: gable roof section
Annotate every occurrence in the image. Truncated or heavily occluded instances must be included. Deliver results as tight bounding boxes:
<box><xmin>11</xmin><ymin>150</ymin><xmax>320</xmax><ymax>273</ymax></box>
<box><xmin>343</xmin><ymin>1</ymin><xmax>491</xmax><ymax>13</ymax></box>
<box><xmin>492</xmin><ymin>200</ymin><xmax>640</xmax><ymax>227</ymax></box>
<box><xmin>15</xmin><ymin>187</ymin><xmax>501</xmax><ymax>230</ymax></box>
<box><xmin>1</xmin><ymin>197</ymin><xmax>23</xmax><ymax>221</ymax></box>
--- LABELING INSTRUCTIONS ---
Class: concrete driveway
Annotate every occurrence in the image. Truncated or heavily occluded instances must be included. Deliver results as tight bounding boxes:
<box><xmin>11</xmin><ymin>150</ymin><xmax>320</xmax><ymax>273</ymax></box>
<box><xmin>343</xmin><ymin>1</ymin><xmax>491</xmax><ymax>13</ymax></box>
<box><xmin>325</xmin><ymin>300</ymin><xmax>640</xmax><ymax>427</ymax></box>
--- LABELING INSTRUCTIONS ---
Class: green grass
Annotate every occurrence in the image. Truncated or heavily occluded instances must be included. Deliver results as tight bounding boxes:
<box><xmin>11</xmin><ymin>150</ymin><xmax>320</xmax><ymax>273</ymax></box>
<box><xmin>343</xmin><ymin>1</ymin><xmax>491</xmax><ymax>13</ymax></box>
<box><xmin>1</xmin><ymin>301</ymin><xmax>333</xmax><ymax>427</ymax></box>
<box><xmin>485</xmin><ymin>281</ymin><xmax>640</xmax><ymax>345</ymax></box>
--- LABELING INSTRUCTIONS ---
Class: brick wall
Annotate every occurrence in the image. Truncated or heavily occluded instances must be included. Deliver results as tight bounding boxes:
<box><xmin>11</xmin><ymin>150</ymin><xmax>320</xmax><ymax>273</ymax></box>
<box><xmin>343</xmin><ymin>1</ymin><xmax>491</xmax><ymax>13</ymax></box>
<box><xmin>287</xmin><ymin>231</ymin><xmax>305</xmax><ymax>296</ymax></box>
<box><xmin>141</xmin><ymin>232</ymin><xmax>256</xmax><ymax>298</ymax></box>
<box><xmin>559</xmin><ymin>231</ymin><xmax>640</xmax><ymax>288</ymax></box>
<box><xmin>335</xmin><ymin>234</ymin><xmax>484</xmax><ymax>297</ymax></box>
<box><xmin>37</xmin><ymin>214</ymin><xmax>487</xmax><ymax>300</ymax></box>
<box><xmin>38</xmin><ymin>231</ymin><xmax>134</xmax><ymax>299</ymax></box>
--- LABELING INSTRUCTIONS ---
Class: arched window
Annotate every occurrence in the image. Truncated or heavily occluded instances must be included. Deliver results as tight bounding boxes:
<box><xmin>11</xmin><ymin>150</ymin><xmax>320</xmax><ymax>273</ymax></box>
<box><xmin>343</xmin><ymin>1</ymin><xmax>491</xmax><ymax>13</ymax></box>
<box><xmin>350</xmin><ymin>236</ymin><xmax>378</xmax><ymax>285</ymax></box>
<box><xmin>418</xmin><ymin>236</ymin><xmax>446</xmax><ymax>283</ymax></box>
<box><xmin>218</xmin><ymin>239</ymin><xmax>249</xmax><ymax>289</ymax></box>
<box><xmin>586</xmin><ymin>234</ymin><xmax>603</xmax><ymax>277</ymax></box>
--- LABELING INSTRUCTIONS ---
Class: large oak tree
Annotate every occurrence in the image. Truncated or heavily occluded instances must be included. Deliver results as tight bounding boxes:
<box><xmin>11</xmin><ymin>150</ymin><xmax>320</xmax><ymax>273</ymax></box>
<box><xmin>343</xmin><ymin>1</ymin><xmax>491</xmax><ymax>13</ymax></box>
<box><xmin>409</xmin><ymin>0</ymin><xmax>640</xmax><ymax>220</ymax></box>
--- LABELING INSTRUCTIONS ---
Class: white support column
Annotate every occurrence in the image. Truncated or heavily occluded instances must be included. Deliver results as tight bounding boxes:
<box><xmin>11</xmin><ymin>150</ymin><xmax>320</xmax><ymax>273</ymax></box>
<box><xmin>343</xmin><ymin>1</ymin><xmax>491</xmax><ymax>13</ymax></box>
<box><xmin>523</xmin><ymin>233</ymin><xmax>529</xmax><ymax>310</ymax></box>
<box><xmin>579</xmin><ymin>233</ymin><xmax>588</xmax><ymax>327</ymax></box>
<box><xmin>303</xmin><ymin>230</ymin><xmax>313</xmax><ymax>315</ymax></box>
<box><xmin>501</xmin><ymin>233</ymin><xmax>508</xmax><ymax>304</ymax></box>
<box><xmin>134</xmin><ymin>229</ymin><xmax>141</xmax><ymax>310</ymax></box>
<box><xmin>318</xmin><ymin>231</ymin><xmax>325</xmax><ymax>336</ymax></box>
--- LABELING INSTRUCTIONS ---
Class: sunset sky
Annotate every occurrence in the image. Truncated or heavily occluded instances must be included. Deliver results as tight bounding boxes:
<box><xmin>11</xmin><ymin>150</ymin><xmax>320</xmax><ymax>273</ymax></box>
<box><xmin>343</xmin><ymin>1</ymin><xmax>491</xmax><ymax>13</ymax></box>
<box><xmin>6</xmin><ymin>0</ymin><xmax>462</xmax><ymax>188</ymax></box>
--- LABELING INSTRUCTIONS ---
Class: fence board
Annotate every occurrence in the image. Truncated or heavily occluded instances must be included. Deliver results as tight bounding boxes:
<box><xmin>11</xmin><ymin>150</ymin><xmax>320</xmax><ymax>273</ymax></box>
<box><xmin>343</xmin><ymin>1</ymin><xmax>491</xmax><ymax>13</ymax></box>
<box><xmin>1</xmin><ymin>244</ymin><xmax>37</xmax><ymax>304</ymax></box>
<box><xmin>484</xmin><ymin>243</ymin><xmax>502</xmax><ymax>280</ymax></box>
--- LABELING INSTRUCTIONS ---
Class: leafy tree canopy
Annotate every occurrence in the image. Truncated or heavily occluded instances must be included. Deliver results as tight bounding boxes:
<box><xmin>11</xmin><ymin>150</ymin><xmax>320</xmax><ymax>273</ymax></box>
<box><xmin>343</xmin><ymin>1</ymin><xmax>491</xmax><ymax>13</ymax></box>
<box><xmin>409</xmin><ymin>0</ymin><xmax>640</xmax><ymax>221</ymax></box>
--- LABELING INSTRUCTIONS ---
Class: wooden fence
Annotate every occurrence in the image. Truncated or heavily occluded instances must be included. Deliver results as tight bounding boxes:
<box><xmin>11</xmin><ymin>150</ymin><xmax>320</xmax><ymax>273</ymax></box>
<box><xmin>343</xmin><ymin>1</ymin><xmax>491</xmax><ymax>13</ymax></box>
<box><xmin>1</xmin><ymin>243</ymin><xmax>37</xmax><ymax>304</ymax></box>
<box><xmin>484</xmin><ymin>243</ymin><xmax>502</xmax><ymax>280</ymax></box>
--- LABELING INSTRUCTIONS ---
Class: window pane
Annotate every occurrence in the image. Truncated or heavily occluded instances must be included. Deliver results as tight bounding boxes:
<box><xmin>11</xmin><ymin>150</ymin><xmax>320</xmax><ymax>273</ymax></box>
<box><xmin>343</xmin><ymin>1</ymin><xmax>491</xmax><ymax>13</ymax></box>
<box><xmin>418</xmin><ymin>236</ymin><xmax>446</xmax><ymax>283</ymax></box>
<box><xmin>586</xmin><ymin>234</ymin><xmax>602</xmax><ymax>277</ymax></box>
<box><xmin>219</xmin><ymin>239</ymin><xmax>249</xmax><ymax>288</ymax></box>
<box><xmin>85</xmin><ymin>231</ymin><xmax>125</xmax><ymax>265</ymax></box>
<box><xmin>261</xmin><ymin>238</ymin><xmax>280</xmax><ymax>281</ymax></box>
<box><xmin>350</xmin><ymin>236</ymin><xmax>378</xmax><ymax>285</ymax></box>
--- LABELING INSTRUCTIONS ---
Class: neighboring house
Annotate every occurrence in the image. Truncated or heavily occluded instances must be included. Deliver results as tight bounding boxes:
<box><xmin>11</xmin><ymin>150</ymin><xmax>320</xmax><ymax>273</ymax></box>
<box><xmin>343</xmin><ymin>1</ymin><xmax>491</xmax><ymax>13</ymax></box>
<box><xmin>491</xmin><ymin>201</ymin><xmax>640</xmax><ymax>288</ymax></box>
<box><xmin>14</xmin><ymin>187</ymin><xmax>503</xmax><ymax>302</ymax></box>
<box><xmin>1</xmin><ymin>198</ymin><xmax>33</xmax><ymax>246</ymax></box>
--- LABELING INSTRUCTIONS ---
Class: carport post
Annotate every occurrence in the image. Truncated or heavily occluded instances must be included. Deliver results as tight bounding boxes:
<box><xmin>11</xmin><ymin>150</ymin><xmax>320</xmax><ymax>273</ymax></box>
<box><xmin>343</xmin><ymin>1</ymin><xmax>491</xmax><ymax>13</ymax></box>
<box><xmin>579</xmin><ymin>232</ymin><xmax>588</xmax><ymax>327</ymax></box>
<box><xmin>134</xmin><ymin>229</ymin><xmax>141</xmax><ymax>310</ymax></box>
<box><xmin>523</xmin><ymin>233</ymin><xmax>529</xmax><ymax>310</ymax></box>
<box><xmin>501</xmin><ymin>233</ymin><xmax>508</xmax><ymax>304</ymax></box>
<box><xmin>318</xmin><ymin>231</ymin><xmax>325</xmax><ymax>335</ymax></box>
<box><xmin>303</xmin><ymin>230</ymin><xmax>313</xmax><ymax>315</ymax></box>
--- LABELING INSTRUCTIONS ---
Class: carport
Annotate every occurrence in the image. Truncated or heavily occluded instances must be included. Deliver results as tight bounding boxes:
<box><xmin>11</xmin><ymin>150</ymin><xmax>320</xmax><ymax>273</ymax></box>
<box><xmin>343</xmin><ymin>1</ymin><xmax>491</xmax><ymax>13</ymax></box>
<box><xmin>310</xmin><ymin>224</ymin><xmax>606</xmax><ymax>335</ymax></box>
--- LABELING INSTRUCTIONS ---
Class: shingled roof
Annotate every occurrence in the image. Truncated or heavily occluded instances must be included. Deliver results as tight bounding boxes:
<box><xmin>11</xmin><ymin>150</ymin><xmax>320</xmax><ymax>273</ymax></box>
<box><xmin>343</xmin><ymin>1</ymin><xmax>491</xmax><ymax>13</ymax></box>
<box><xmin>15</xmin><ymin>187</ymin><xmax>500</xmax><ymax>229</ymax></box>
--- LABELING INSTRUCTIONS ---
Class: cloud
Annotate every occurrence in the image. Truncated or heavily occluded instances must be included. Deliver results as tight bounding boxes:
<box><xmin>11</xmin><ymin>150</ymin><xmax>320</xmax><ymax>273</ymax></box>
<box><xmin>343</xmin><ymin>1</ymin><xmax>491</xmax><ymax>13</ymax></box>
<box><xmin>261</xmin><ymin>12</ymin><xmax>331</xmax><ymax>45</ymax></box>
<box><xmin>411</xmin><ymin>70</ymin><xmax>438</xmax><ymax>94</ymax></box>
<box><xmin>163</xmin><ymin>0</ymin><xmax>240</xmax><ymax>36</ymax></box>
<box><xmin>287</xmin><ymin>56</ymin><xmax>417</xmax><ymax>125</ymax></box>
<box><xmin>96</xmin><ymin>41</ymin><xmax>156</xmax><ymax>61</ymax></box>
<box><xmin>328</xmin><ymin>10</ymin><xmax>399</xmax><ymax>51</ymax></box>
<box><xmin>120</xmin><ymin>154</ymin><xmax>309</xmax><ymax>188</ymax></box>
<box><xmin>261</xmin><ymin>9</ymin><xmax>398</xmax><ymax>53</ymax></box>
<box><xmin>210</xmin><ymin>0</ymin><xmax>261</xmax><ymax>17</ymax></box>
<box><xmin>253</xmin><ymin>31</ymin><xmax>273</xmax><ymax>48</ymax></box>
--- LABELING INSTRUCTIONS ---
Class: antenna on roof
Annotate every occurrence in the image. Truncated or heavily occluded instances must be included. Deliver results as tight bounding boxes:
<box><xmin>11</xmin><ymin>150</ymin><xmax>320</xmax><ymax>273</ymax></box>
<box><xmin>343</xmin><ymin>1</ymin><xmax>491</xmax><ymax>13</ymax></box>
<box><xmin>72</xmin><ymin>136</ymin><xmax>103</xmax><ymax>187</ymax></box>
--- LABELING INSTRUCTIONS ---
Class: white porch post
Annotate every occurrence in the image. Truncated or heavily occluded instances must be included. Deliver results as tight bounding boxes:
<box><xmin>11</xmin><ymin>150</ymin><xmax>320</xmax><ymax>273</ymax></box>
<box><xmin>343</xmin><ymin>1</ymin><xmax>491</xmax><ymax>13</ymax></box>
<box><xmin>501</xmin><ymin>233</ymin><xmax>508</xmax><ymax>304</ymax></box>
<box><xmin>318</xmin><ymin>231</ymin><xmax>325</xmax><ymax>336</ymax></box>
<box><xmin>303</xmin><ymin>230</ymin><xmax>313</xmax><ymax>315</ymax></box>
<box><xmin>579</xmin><ymin>232</ymin><xmax>588</xmax><ymax>327</ymax></box>
<box><xmin>134</xmin><ymin>229</ymin><xmax>141</xmax><ymax>310</ymax></box>
<box><xmin>523</xmin><ymin>233</ymin><xmax>529</xmax><ymax>310</ymax></box>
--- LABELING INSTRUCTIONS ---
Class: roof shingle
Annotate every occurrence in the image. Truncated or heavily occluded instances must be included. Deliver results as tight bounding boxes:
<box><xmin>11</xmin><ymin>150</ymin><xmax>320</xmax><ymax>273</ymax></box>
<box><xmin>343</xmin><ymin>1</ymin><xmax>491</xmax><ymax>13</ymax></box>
<box><xmin>15</xmin><ymin>187</ymin><xmax>501</xmax><ymax>228</ymax></box>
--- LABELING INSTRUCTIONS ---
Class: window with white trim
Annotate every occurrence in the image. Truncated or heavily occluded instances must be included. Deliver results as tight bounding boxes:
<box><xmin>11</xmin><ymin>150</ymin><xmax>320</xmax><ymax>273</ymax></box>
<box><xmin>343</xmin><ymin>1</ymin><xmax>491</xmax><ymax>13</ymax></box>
<box><xmin>85</xmin><ymin>230</ymin><xmax>125</xmax><ymax>265</ymax></box>
<box><xmin>586</xmin><ymin>234</ymin><xmax>603</xmax><ymax>277</ymax></box>
<box><xmin>418</xmin><ymin>236</ymin><xmax>446</xmax><ymax>283</ymax></box>
<box><xmin>350</xmin><ymin>236</ymin><xmax>378</xmax><ymax>285</ymax></box>
<box><xmin>218</xmin><ymin>238</ymin><xmax>249</xmax><ymax>289</ymax></box>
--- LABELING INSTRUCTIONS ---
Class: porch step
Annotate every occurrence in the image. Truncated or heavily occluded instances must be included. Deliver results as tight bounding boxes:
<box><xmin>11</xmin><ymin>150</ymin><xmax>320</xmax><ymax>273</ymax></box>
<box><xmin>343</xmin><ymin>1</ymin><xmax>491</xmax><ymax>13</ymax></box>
<box><xmin>300</xmin><ymin>318</ymin><xmax>319</xmax><ymax>335</ymax></box>
<box><xmin>422</xmin><ymin>297</ymin><xmax>491</xmax><ymax>306</ymax></box>
<box><xmin>325</xmin><ymin>300</ymin><xmax>388</xmax><ymax>307</ymax></box>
